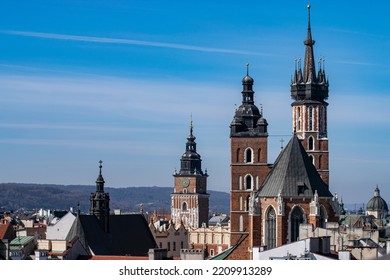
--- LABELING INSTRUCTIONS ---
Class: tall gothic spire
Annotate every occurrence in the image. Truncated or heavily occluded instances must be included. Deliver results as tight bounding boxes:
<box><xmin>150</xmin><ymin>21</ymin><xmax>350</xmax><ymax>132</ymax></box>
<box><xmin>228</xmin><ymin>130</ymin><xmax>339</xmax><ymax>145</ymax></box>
<box><xmin>291</xmin><ymin>5</ymin><xmax>329</xmax><ymax>102</ymax></box>
<box><xmin>303</xmin><ymin>5</ymin><xmax>316</xmax><ymax>84</ymax></box>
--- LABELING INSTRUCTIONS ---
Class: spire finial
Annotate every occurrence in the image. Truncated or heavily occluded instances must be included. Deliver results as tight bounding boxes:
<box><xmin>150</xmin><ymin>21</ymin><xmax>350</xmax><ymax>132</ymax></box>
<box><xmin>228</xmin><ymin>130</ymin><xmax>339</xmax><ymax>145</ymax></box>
<box><xmin>246</xmin><ymin>63</ymin><xmax>249</xmax><ymax>75</ymax></box>
<box><xmin>99</xmin><ymin>160</ymin><xmax>103</xmax><ymax>175</ymax></box>
<box><xmin>190</xmin><ymin>114</ymin><xmax>193</xmax><ymax>136</ymax></box>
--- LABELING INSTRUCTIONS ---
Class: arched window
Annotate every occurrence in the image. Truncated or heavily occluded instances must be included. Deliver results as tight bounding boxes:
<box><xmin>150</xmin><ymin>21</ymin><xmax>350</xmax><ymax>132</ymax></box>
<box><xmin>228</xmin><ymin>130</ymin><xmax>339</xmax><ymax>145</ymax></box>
<box><xmin>290</xmin><ymin>206</ymin><xmax>304</xmax><ymax>242</ymax></box>
<box><xmin>308</xmin><ymin>136</ymin><xmax>314</xmax><ymax>151</ymax></box>
<box><xmin>236</xmin><ymin>148</ymin><xmax>240</xmax><ymax>162</ymax></box>
<box><xmin>319</xmin><ymin>206</ymin><xmax>327</xmax><ymax>228</ymax></box>
<box><xmin>182</xmin><ymin>202</ymin><xmax>188</xmax><ymax>211</ymax></box>
<box><xmin>246</xmin><ymin>196</ymin><xmax>250</xmax><ymax>211</ymax></box>
<box><xmin>245</xmin><ymin>175</ymin><xmax>252</xmax><ymax>190</ymax></box>
<box><xmin>239</xmin><ymin>215</ymin><xmax>243</xmax><ymax>232</ymax></box>
<box><xmin>265</xmin><ymin>207</ymin><xmax>276</xmax><ymax>249</ymax></box>
<box><xmin>257</xmin><ymin>148</ymin><xmax>261</xmax><ymax>162</ymax></box>
<box><xmin>245</xmin><ymin>148</ymin><xmax>253</xmax><ymax>163</ymax></box>
<box><xmin>309</xmin><ymin>106</ymin><xmax>313</xmax><ymax>131</ymax></box>
<box><xmin>318</xmin><ymin>155</ymin><xmax>322</xmax><ymax>169</ymax></box>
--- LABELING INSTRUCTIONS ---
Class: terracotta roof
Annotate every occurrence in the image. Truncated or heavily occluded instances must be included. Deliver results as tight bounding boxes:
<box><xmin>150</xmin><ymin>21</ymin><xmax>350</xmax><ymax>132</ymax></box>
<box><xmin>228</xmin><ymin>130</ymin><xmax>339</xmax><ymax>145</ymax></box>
<box><xmin>0</xmin><ymin>223</ymin><xmax>10</xmax><ymax>239</ymax></box>
<box><xmin>0</xmin><ymin>222</ymin><xmax>16</xmax><ymax>240</ymax></box>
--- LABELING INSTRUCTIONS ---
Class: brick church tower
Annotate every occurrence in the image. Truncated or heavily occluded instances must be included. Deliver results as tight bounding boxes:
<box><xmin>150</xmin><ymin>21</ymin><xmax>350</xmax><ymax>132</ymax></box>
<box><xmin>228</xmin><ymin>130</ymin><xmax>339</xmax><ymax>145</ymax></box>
<box><xmin>171</xmin><ymin>119</ymin><xmax>209</xmax><ymax>228</ymax></box>
<box><xmin>291</xmin><ymin>5</ymin><xmax>329</xmax><ymax>185</ymax></box>
<box><xmin>228</xmin><ymin>66</ymin><xmax>271</xmax><ymax>260</ymax></box>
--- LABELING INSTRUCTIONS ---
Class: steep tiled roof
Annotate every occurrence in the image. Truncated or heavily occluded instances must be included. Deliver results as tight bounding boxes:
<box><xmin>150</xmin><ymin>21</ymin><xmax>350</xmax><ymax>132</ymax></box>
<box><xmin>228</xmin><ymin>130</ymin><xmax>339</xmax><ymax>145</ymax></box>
<box><xmin>0</xmin><ymin>222</ymin><xmax>16</xmax><ymax>241</ymax></box>
<box><xmin>257</xmin><ymin>135</ymin><xmax>332</xmax><ymax>198</ymax></box>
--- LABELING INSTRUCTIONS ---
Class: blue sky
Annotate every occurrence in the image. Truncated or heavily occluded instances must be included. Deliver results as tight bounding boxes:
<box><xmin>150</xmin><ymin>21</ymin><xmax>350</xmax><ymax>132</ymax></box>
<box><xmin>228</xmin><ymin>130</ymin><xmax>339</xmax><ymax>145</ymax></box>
<box><xmin>0</xmin><ymin>1</ymin><xmax>389</xmax><ymax>206</ymax></box>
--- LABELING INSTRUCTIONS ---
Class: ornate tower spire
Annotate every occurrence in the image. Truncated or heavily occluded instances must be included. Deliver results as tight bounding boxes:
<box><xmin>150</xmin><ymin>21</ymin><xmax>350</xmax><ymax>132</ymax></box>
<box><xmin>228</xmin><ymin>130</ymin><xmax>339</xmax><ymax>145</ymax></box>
<box><xmin>303</xmin><ymin>5</ymin><xmax>316</xmax><ymax>84</ymax></box>
<box><xmin>179</xmin><ymin>117</ymin><xmax>203</xmax><ymax>175</ymax></box>
<box><xmin>90</xmin><ymin>160</ymin><xmax>110</xmax><ymax>232</ymax></box>
<box><xmin>242</xmin><ymin>63</ymin><xmax>254</xmax><ymax>104</ymax></box>
<box><xmin>230</xmin><ymin>64</ymin><xmax>268</xmax><ymax>136</ymax></box>
<box><xmin>96</xmin><ymin>160</ymin><xmax>105</xmax><ymax>192</ymax></box>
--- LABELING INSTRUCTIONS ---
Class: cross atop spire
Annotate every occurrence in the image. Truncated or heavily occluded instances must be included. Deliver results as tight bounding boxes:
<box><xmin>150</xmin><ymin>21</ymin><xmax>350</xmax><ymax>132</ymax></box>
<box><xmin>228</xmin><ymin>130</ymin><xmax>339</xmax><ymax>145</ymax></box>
<box><xmin>96</xmin><ymin>160</ymin><xmax>105</xmax><ymax>192</ymax></box>
<box><xmin>99</xmin><ymin>160</ymin><xmax>103</xmax><ymax>175</ymax></box>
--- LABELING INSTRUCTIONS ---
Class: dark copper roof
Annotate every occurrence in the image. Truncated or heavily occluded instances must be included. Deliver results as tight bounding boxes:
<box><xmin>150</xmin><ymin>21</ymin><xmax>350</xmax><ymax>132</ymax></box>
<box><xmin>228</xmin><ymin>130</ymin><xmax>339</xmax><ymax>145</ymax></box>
<box><xmin>366</xmin><ymin>187</ymin><xmax>389</xmax><ymax>212</ymax></box>
<box><xmin>256</xmin><ymin>135</ymin><xmax>332</xmax><ymax>198</ymax></box>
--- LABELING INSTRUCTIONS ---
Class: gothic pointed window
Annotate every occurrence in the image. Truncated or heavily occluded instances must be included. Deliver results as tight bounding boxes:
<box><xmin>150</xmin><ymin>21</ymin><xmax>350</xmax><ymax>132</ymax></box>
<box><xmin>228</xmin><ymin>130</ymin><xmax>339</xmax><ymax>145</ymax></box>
<box><xmin>309</xmin><ymin>106</ymin><xmax>313</xmax><ymax>131</ymax></box>
<box><xmin>182</xmin><ymin>202</ymin><xmax>188</xmax><ymax>211</ymax></box>
<box><xmin>308</xmin><ymin>136</ymin><xmax>314</xmax><ymax>151</ymax></box>
<box><xmin>290</xmin><ymin>206</ymin><xmax>304</xmax><ymax>242</ymax></box>
<box><xmin>265</xmin><ymin>207</ymin><xmax>276</xmax><ymax>249</ymax></box>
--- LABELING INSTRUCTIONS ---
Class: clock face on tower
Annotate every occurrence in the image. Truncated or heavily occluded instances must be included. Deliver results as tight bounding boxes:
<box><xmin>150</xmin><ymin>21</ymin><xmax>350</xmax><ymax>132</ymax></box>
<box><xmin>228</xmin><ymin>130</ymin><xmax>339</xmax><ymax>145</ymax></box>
<box><xmin>181</xmin><ymin>177</ymin><xmax>190</xmax><ymax>187</ymax></box>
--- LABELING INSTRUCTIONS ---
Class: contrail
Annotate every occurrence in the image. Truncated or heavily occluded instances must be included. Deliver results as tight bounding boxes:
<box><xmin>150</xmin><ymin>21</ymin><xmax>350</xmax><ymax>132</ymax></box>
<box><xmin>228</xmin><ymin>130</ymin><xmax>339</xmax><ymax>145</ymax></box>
<box><xmin>2</xmin><ymin>30</ymin><xmax>268</xmax><ymax>56</ymax></box>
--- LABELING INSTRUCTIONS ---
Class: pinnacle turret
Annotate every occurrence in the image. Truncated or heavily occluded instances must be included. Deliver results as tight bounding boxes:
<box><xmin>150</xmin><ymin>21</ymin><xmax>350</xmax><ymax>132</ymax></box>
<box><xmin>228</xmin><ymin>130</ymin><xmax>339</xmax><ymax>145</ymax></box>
<box><xmin>291</xmin><ymin>5</ymin><xmax>329</xmax><ymax>102</ymax></box>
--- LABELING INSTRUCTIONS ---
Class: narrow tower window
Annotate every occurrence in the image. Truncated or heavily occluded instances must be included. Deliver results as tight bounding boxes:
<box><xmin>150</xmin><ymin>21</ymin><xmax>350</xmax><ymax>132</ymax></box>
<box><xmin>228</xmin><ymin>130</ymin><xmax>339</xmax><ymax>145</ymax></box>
<box><xmin>309</xmin><ymin>106</ymin><xmax>313</xmax><ymax>131</ymax></box>
<box><xmin>182</xmin><ymin>202</ymin><xmax>188</xmax><ymax>211</ymax></box>
<box><xmin>245</xmin><ymin>175</ymin><xmax>252</xmax><ymax>190</ymax></box>
<box><xmin>308</xmin><ymin>136</ymin><xmax>314</xmax><ymax>151</ymax></box>
<box><xmin>309</xmin><ymin>154</ymin><xmax>315</xmax><ymax>166</ymax></box>
<box><xmin>245</xmin><ymin>148</ymin><xmax>253</xmax><ymax>163</ymax></box>
<box><xmin>297</xmin><ymin>107</ymin><xmax>301</xmax><ymax>131</ymax></box>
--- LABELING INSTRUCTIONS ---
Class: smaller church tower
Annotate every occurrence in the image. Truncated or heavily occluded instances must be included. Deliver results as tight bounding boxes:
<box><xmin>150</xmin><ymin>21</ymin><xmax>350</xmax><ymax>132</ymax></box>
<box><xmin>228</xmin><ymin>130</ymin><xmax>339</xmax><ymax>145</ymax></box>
<box><xmin>291</xmin><ymin>5</ymin><xmax>330</xmax><ymax>186</ymax></box>
<box><xmin>90</xmin><ymin>160</ymin><xmax>110</xmax><ymax>232</ymax></box>
<box><xmin>171</xmin><ymin>119</ymin><xmax>209</xmax><ymax>228</ymax></box>
<box><xmin>228</xmin><ymin>65</ymin><xmax>271</xmax><ymax>260</ymax></box>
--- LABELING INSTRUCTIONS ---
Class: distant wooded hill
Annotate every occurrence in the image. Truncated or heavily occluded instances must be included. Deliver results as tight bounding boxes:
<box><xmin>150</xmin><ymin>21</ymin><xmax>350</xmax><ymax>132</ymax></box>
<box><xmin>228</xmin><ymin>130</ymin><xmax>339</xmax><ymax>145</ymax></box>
<box><xmin>0</xmin><ymin>183</ymin><xmax>230</xmax><ymax>214</ymax></box>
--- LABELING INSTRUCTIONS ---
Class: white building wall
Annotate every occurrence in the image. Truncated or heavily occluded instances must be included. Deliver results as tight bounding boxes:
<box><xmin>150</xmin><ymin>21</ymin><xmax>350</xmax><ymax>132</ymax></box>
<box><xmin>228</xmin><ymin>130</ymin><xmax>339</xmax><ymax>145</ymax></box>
<box><xmin>46</xmin><ymin>212</ymin><xmax>75</xmax><ymax>240</ymax></box>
